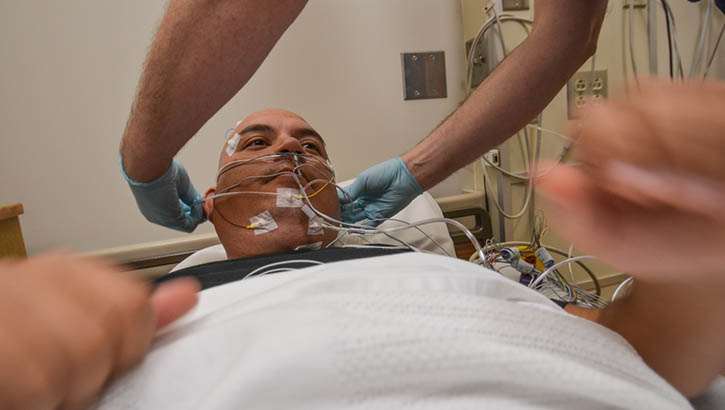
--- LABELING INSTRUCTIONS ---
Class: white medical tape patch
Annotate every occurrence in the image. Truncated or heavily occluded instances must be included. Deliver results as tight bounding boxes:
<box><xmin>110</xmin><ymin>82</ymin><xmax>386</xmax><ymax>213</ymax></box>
<box><xmin>276</xmin><ymin>188</ymin><xmax>304</xmax><ymax>208</ymax></box>
<box><xmin>308</xmin><ymin>217</ymin><xmax>324</xmax><ymax>236</ymax></box>
<box><xmin>249</xmin><ymin>210</ymin><xmax>279</xmax><ymax>235</ymax></box>
<box><xmin>294</xmin><ymin>242</ymin><xmax>322</xmax><ymax>251</ymax></box>
<box><xmin>301</xmin><ymin>205</ymin><xmax>324</xmax><ymax>235</ymax></box>
<box><xmin>226</xmin><ymin>133</ymin><xmax>241</xmax><ymax>156</ymax></box>
<box><xmin>301</xmin><ymin>205</ymin><xmax>316</xmax><ymax>219</ymax></box>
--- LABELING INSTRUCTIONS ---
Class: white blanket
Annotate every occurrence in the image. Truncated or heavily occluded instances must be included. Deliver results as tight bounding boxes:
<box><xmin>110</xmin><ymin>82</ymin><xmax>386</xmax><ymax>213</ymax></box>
<box><xmin>93</xmin><ymin>253</ymin><xmax>692</xmax><ymax>410</ymax></box>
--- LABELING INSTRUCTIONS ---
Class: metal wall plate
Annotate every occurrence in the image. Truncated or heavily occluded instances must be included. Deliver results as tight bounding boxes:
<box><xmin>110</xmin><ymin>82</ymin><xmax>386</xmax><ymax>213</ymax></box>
<box><xmin>401</xmin><ymin>51</ymin><xmax>447</xmax><ymax>100</ymax></box>
<box><xmin>465</xmin><ymin>38</ymin><xmax>489</xmax><ymax>89</ymax></box>
<box><xmin>502</xmin><ymin>0</ymin><xmax>529</xmax><ymax>11</ymax></box>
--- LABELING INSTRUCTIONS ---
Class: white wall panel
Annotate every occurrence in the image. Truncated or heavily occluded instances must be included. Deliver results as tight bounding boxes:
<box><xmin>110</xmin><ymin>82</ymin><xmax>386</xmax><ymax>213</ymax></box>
<box><xmin>0</xmin><ymin>0</ymin><xmax>467</xmax><ymax>253</ymax></box>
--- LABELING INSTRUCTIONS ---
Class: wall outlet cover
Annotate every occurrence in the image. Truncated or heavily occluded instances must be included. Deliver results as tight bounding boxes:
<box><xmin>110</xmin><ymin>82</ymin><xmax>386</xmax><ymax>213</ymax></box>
<box><xmin>502</xmin><ymin>0</ymin><xmax>530</xmax><ymax>11</ymax></box>
<box><xmin>567</xmin><ymin>69</ymin><xmax>608</xmax><ymax>119</ymax></box>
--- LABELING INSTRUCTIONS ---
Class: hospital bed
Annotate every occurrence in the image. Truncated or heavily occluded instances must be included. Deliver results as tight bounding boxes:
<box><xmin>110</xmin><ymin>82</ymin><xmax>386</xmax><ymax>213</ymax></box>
<box><xmin>87</xmin><ymin>191</ymin><xmax>725</xmax><ymax>407</ymax></box>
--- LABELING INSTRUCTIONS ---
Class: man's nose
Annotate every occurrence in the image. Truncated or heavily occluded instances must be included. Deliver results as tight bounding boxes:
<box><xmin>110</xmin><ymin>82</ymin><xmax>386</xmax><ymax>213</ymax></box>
<box><xmin>276</xmin><ymin>135</ymin><xmax>303</xmax><ymax>155</ymax></box>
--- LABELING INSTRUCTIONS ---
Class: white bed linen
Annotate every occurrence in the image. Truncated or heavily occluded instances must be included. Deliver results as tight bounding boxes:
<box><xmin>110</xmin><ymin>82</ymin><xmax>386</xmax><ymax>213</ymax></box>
<box><xmin>93</xmin><ymin>253</ymin><xmax>691</xmax><ymax>410</ymax></box>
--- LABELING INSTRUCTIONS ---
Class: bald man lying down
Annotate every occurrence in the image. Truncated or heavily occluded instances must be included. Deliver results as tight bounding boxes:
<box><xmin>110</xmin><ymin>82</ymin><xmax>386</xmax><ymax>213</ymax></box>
<box><xmin>93</xmin><ymin>107</ymin><xmax>724</xmax><ymax>410</ymax></box>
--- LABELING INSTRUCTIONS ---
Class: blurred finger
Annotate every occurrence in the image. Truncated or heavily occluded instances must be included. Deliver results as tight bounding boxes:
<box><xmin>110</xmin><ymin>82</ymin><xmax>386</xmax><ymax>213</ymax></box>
<box><xmin>601</xmin><ymin>161</ymin><xmax>725</xmax><ymax>220</ymax></box>
<box><xmin>53</xmin><ymin>255</ymin><xmax>156</xmax><ymax>376</ymax></box>
<box><xmin>575</xmin><ymin>79</ymin><xmax>725</xmax><ymax>183</ymax></box>
<box><xmin>150</xmin><ymin>277</ymin><xmax>201</xmax><ymax>330</ymax></box>
<box><xmin>535</xmin><ymin>162</ymin><xmax>603</xmax><ymax>252</ymax></box>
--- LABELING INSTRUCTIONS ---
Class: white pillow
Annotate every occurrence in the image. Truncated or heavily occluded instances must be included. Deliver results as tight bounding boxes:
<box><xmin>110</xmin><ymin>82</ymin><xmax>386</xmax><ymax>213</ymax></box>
<box><xmin>172</xmin><ymin>184</ymin><xmax>455</xmax><ymax>272</ymax></box>
<box><xmin>334</xmin><ymin>191</ymin><xmax>455</xmax><ymax>256</ymax></box>
<box><xmin>172</xmin><ymin>244</ymin><xmax>227</xmax><ymax>272</ymax></box>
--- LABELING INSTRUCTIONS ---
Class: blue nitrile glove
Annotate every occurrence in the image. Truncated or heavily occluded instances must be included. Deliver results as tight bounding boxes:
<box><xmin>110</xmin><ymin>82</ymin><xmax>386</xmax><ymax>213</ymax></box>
<box><xmin>120</xmin><ymin>157</ymin><xmax>206</xmax><ymax>233</ymax></box>
<box><xmin>338</xmin><ymin>157</ymin><xmax>423</xmax><ymax>225</ymax></box>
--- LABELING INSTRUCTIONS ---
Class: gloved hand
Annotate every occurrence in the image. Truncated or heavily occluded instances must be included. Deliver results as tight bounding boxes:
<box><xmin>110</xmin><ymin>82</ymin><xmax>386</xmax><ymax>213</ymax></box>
<box><xmin>121</xmin><ymin>157</ymin><xmax>206</xmax><ymax>233</ymax></box>
<box><xmin>338</xmin><ymin>157</ymin><xmax>423</xmax><ymax>225</ymax></box>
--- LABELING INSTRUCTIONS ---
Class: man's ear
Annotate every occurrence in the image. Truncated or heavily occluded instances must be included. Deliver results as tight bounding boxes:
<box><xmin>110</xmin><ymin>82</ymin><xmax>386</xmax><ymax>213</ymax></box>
<box><xmin>203</xmin><ymin>188</ymin><xmax>216</xmax><ymax>223</ymax></box>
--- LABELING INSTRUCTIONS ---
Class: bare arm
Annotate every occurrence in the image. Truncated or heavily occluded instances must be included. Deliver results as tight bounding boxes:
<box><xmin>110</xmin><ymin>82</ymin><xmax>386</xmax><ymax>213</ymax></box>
<box><xmin>121</xmin><ymin>0</ymin><xmax>308</xmax><ymax>182</ymax></box>
<box><xmin>596</xmin><ymin>278</ymin><xmax>725</xmax><ymax>398</ymax></box>
<box><xmin>565</xmin><ymin>280</ymin><xmax>725</xmax><ymax>397</ymax></box>
<box><xmin>402</xmin><ymin>0</ymin><xmax>607</xmax><ymax>189</ymax></box>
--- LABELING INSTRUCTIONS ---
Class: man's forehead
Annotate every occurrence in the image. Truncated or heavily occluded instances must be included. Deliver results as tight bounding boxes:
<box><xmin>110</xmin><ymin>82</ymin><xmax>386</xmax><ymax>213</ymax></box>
<box><xmin>236</xmin><ymin>109</ymin><xmax>311</xmax><ymax>130</ymax></box>
<box><xmin>234</xmin><ymin>109</ymin><xmax>326</xmax><ymax>147</ymax></box>
<box><xmin>219</xmin><ymin>109</ymin><xmax>327</xmax><ymax>167</ymax></box>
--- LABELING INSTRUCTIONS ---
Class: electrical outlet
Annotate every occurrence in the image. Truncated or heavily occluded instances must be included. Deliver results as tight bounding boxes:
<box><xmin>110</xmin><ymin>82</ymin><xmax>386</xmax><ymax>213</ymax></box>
<box><xmin>484</xmin><ymin>149</ymin><xmax>501</xmax><ymax>167</ymax></box>
<box><xmin>567</xmin><ymin>69</ymin><xmax>608</xmax><ymax>118</ymax></box>
<box><xmin>623</xmin><ymin>0</ymin><xmax>647</xmax><ymax>8</ymax></box>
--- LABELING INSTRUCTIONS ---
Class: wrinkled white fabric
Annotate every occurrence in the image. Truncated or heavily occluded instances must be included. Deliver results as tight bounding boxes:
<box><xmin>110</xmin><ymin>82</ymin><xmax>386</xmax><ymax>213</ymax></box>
<box><xmin>93</xmin><ymin>253</ymin><xmax>691</xmax><ymax>410</ymax></box>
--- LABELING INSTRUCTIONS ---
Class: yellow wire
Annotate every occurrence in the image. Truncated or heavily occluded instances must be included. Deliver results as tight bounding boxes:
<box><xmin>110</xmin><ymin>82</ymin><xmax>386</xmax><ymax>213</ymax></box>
<box><xmin>240</xmin><ymin>176</ymin><xmax>335</xmax><ymax>230</ymax></box>
<box><xmin>295</xmin><ymin>177</ymin><xmax>334</xmax><ymax>200</ymax></box>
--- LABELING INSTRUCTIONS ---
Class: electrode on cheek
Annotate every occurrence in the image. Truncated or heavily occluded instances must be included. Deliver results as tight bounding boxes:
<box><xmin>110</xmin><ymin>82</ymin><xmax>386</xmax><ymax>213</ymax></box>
<box><xmin>308</xmin><ymin>219</ymin><xmax>324</xmax><ymax>236</ymax></box>
<box><xmin>301</xmin><ymin>205</ymin><xmax>325</xmax><ymax>236</ymax></box>
<box><xmin>277</xmin><ymin>188</ymin><xmax>304</xmax><ymax>208</ymax></box>
<box><xmin>248</xmin><ymin>210</ymin><xmax>279</xmax><ymax>235</ymax></box>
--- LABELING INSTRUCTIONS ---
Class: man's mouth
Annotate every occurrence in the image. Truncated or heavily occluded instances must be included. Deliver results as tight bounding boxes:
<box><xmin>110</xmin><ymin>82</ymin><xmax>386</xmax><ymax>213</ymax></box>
<box><xmin>271</xmin><ymin>167</ymin><xmax>308</xmax><ymax>185</ymax></box>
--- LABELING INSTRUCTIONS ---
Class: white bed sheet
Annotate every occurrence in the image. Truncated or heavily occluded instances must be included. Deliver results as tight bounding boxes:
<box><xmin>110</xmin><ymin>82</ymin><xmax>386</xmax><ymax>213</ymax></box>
<box><xmin>94</xmin><ymin>253</ymin><xmax>691</xmax><ymax>410</ymax></box>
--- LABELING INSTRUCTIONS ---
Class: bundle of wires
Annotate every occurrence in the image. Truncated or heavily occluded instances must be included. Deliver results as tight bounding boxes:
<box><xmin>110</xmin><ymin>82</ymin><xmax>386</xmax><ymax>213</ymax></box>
<box><xmin>645</xmin><ymin>0</ymin><xmax>723</xmax><ymax>80</ymax></box>
<box><xmin>471</xmin><ymin>212</ymin><xmax>606</xmax><ymax>309</ymax></box>
<box><xmin>475</xmin><ymin>240</ymin><xmax>607</xmax><ymax>309</ymax></box>
<box><xmin>467</xmin><ymin>7</ymin><xmax>576</xmax><ymax>223</ymax></box>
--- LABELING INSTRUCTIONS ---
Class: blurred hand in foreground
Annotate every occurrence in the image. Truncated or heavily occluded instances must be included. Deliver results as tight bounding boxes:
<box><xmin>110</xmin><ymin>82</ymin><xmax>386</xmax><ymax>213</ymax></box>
<box><xmin>536</xmin><ymin>80</ymin><xmax>725</xmax><ymax>281</ymax></box>
<box><xmin>0</xmin><ymin>253</ymin><xmax>199</xmax><ymax>410</ymax></box>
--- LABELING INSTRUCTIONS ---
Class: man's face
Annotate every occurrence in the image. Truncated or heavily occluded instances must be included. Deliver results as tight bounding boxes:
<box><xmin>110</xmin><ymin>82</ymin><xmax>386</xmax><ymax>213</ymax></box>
<box><xmin>204</xmin><ymin>109</ymin><xmax>341</xmax><ymax>259</ymax></box>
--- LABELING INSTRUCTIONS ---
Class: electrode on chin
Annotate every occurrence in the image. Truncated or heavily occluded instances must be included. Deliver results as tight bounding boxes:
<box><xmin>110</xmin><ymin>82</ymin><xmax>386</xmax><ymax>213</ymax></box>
<box><xmin>248</xmin><ymin>211</ymin><xmax>279</xmax><ymax>235</ymax></box>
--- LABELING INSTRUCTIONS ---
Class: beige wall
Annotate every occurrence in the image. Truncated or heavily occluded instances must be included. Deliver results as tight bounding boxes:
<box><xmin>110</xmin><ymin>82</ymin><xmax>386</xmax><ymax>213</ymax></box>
<box><xmin>2</xmin><ymin>0</ymin><xmax>722</xmax><ymax>256</ymax></box>
<box><xmin>0</xmin><ymin>0</ymin><xmax>468</xmax><ymax>254</ymax></box>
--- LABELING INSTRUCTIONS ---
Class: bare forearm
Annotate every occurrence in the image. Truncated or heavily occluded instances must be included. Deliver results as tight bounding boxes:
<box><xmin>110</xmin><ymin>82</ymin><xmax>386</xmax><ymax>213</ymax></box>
<box><xmin>121</xmin><ymin>0</ymin><xmax>308</xmax><ymax>181</ymax></box>
<box><xmin>597</xmin><ymin>279</ymin><xmax>725</xmax><ymax>398</ymax></box>
<box><xmin>402</xmin><ymin>0</ymin><xmax>606</xmax><ymax>189</ymax></box>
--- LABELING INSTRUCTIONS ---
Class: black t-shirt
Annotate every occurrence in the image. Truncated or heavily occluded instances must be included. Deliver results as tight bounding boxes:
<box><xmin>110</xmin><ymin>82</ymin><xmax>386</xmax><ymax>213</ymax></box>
<box><xmin>155</xmin><ymin>246</ymin><xmax>412</xmax><ymax>291</ymax></box>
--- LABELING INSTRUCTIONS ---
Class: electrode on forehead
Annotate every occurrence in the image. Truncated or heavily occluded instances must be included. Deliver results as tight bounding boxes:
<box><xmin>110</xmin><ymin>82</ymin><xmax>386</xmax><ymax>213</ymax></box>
<box><xmin>226</xmin><ymin>133</ymin><xmax>241</xmax><ymax>156</ymax></box>
<box><xmin>277</xmin><ymin>188</ymin><xmax>304</xmax><ymax>208</ymax></box>
<box><xmin>249</xmin><ymin>211</ymin><xmax>279</xmax><ymax>235</ymax></box>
